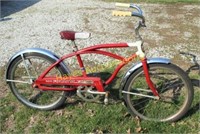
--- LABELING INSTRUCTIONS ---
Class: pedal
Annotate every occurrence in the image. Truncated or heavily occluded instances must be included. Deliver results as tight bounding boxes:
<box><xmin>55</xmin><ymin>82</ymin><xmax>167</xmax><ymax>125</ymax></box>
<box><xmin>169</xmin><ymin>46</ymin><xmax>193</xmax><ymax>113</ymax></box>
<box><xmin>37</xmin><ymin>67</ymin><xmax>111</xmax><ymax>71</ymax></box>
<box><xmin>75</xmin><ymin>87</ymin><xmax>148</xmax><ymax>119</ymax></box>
<box><xmin>104</xmin><ymin>92</ymin><xmax>109</xmax><ymax>105</ymax></box>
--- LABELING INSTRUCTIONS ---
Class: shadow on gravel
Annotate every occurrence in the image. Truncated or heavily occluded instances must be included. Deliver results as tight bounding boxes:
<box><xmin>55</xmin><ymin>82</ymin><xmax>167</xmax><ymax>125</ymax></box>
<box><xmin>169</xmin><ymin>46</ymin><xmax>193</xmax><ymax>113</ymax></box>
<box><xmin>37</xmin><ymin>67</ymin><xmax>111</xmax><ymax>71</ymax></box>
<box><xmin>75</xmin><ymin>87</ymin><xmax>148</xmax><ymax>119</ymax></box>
<box><xmin>0</xmin><ymin>0</ymin><xmax>41</xmax><ymax>21</ymax></box>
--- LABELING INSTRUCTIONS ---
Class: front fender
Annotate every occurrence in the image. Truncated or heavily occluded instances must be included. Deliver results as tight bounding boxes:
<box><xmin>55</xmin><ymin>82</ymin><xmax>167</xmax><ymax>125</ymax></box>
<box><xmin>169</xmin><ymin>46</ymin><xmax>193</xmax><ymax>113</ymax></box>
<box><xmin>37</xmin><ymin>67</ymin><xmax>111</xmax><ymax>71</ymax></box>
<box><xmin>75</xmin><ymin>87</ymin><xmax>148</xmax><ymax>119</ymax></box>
<box><xmin>5</xmin><ymin>48</ymin><xmax>70</xmax><ymax>81</ymax></box>
<box><xmin>119</xmin><ymin>58</ymin><xmax>170</xmax><ymax>97</ymax></box>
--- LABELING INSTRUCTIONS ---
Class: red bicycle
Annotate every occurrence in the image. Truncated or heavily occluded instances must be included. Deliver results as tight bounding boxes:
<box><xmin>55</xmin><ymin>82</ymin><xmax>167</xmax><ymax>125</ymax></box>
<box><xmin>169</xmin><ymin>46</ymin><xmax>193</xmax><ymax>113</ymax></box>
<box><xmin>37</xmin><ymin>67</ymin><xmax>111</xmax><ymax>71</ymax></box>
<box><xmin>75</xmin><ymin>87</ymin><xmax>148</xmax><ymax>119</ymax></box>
<box><xmin>6</xmin><ymin>3</ymin><xmax>193</xmax><ymax>122</ymax></box>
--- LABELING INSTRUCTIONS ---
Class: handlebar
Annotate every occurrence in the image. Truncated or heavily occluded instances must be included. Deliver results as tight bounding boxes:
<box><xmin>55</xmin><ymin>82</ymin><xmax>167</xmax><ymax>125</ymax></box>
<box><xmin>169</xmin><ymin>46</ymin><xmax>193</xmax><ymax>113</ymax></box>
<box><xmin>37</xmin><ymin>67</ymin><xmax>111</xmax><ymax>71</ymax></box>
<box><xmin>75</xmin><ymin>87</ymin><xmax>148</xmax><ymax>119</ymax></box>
<box><xmin>113</xmin><ymin>3</ymin><xmax>145</xmax><ymax>25</ymax></box>
<box><xmin>115</xmin><ymin>3</ymin><xmax>130</xmax><ymax>7</ymax></box>
<box><xmin>112</xmin><ymin>3</ymin><xmax>146</xmax><ymax>40</ymax></box>
<box><xmin>112</xmin><ymin>11</ymin><xmax>132</xmax><ymax>17</ymax></box>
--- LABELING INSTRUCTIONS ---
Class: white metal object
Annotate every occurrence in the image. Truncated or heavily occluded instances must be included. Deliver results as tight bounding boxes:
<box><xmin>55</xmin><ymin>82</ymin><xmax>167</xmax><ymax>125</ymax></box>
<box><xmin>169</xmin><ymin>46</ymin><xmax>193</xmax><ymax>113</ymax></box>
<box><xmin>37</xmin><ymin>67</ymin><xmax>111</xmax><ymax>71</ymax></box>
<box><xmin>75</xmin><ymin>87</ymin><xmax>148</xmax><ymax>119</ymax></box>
<box><xmin>133</xmin><ymin>88</ymin><xmax>152</xmax><ymax>92</ymax></box>
<box><xmin>122</xmin><ymin>90</ymin><xmax>159</xmax><ymax>100</ymax></box>
<box><xmin>6</xmin><ymin>79</ymin><xmax>32</xmax><ymax>84</ymax></box>
<box><xmin>75</xmin><ymin>32</ymin><xmax>91</xmax><ymax>39</ymax></box>
<box><xmin>127</xmin><ymin>40</ymin><xmax>145</xmax><ymax>58</ymax></box>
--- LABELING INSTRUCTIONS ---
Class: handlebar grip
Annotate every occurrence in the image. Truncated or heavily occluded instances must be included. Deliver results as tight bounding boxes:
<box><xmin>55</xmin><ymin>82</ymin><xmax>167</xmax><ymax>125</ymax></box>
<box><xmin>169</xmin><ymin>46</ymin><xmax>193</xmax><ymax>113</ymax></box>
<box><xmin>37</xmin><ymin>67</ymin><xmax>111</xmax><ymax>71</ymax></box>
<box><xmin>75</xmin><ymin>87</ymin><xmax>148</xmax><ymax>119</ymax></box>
<box><xmin>115</xmin><ymin>3</ymin><xmax>130</xmax><ymax>8</ymax></box>
<box><xmin>112</xmin><ymin>10</ymin><xmax>132</xmax><ymax>17</ymax></box>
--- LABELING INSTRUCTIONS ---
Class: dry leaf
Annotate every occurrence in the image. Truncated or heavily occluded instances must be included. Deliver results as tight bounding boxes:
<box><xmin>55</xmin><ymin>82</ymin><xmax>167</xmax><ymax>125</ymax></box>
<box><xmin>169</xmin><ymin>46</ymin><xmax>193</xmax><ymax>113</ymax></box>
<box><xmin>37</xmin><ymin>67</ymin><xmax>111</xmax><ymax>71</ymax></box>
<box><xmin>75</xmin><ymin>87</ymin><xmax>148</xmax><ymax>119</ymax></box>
<box><xmin>135</xmin><ymin>127</ymin><xmax>142</xmax><ymax>133</ymax></box>
<box><xmin>134</xmin><ymin>116</ymin><xmax>143</xmax><ymax>133</ymax></box>
<box><xmin>127</xmin><ymin>128</ymin><xmax>131</xmax><ymax>134</ymax></box>
<box><xmin>124</xmin><ymin>112</ymin><xmax>130</xmax><ymax>117</ymax></box>
<box><xmin>135</xmin><ymin>116</ymin><xmax>141</xmax><ymax>126</ymax></box>
<box><xmin>78</xmin><ymin>102</ymin><xmax>85</xmax><ymax>108</ymax></box>
<box><xmin>93</xmin><ymin>129</ymin><xmax>103</xmax><ymax>134</ymax></box>
<box><xmin>30</xmin><ymin>116</ymin><xmax>36</xmax><ymax>125</ymax></box>
<box><xmin>55</xmin><ymin>109</ymin><xmax>64</xmax><ymax>116</ymax></box>
<box><xmin>88</xmin><ymin>109</ymin><xmax>95</xmax><ymax>117</ymax></box>
<box><xmin>172</xmin><ymin>122</ymin><xmax>176</xmax><ymax>127</ymax></box>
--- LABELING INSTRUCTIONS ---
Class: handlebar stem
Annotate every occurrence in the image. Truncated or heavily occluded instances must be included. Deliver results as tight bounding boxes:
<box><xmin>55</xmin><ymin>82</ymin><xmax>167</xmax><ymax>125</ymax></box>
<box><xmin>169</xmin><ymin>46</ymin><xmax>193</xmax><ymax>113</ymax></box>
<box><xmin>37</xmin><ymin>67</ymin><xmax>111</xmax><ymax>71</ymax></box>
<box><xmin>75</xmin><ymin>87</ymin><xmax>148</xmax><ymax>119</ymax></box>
<box><xmin>135</xmin><ymin>21</ymin><xmax>146</xmax><ymax>40</ymax></box>
<box><xmin>130</xmin><ymin>4</ymin><xmax>146</xmax><ymax>40</ymax></box>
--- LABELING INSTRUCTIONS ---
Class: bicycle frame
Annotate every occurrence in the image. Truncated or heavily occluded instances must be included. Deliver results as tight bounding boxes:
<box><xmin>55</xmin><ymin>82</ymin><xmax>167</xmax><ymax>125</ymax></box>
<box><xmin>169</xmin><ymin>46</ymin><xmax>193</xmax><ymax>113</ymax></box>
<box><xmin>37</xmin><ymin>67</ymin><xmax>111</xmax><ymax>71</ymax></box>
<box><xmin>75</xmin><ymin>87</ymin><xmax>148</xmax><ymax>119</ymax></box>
<box><xmin>33</xmin><ymin>41</ymin><xmax>159</xmax><ymax>97</ymax></box>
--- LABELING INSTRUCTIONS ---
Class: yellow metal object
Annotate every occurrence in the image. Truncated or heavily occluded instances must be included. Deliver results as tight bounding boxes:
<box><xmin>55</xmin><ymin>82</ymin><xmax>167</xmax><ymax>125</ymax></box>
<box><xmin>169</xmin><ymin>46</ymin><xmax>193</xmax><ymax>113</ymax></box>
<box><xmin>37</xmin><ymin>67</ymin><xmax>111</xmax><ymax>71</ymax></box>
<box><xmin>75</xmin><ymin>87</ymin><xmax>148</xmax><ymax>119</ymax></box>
<box><xmin>112</xmin><ymin>10</ymin><xmax>132</xmax><ymax>17</ymax></box>
<box><xmin>115</xmin><ymin>3</ymin><xmax>130</xmax><ymax>7</ymax></box>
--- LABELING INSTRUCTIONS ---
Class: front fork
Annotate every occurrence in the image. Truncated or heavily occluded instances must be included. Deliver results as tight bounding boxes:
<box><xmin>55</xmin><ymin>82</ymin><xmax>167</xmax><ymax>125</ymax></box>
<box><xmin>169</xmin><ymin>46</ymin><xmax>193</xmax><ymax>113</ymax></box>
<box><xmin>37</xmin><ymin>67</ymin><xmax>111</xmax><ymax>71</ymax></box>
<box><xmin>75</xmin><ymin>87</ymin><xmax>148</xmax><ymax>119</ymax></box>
<box><xmin>141</xmin><ymin>58</ymin><xmax>160</xmax><ymax>98</ymax></box>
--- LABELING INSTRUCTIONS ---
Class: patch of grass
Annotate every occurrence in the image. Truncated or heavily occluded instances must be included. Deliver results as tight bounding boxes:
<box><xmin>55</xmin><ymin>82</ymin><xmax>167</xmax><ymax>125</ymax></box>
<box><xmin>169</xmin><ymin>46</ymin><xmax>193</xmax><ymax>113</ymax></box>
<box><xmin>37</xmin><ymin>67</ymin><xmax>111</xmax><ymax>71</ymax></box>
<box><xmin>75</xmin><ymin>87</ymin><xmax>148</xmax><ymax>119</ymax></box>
<box><xmin>0</xmin><ymin>65</ymin><xmax>199</xmax><ymax>133</ymax></box>
<box><xmin>14</xmin><ymin>108</ymin><xmax>36</xmax><ymax>133</ymax></box>
<box><xmin>103</xmin><ymin>0</ymin><xmax>200</xmax><ymax>4</ymax></box>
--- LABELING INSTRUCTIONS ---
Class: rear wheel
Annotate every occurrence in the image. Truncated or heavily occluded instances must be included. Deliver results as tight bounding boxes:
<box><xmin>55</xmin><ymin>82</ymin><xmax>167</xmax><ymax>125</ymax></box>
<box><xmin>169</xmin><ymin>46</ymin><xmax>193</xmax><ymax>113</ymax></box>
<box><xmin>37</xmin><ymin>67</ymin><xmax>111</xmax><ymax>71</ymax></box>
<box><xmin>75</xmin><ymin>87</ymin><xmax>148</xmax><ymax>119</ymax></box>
<box><xmin>123</xmin><ymin>63</ymin><xmax>193</xmax><ymax>122</ymax></box>
<box><xmin>7</xmin><ymin>53</ymin><xmax>69</xmax><ymax>110</ymax></box>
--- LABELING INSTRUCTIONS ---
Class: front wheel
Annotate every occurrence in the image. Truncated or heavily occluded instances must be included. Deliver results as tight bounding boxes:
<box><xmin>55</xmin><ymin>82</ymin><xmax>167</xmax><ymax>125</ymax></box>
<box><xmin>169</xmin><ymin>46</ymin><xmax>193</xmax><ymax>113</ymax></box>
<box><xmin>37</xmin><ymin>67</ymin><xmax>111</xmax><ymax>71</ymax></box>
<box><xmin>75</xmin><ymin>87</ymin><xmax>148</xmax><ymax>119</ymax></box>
<box><xmin>123</xmin><ymin>63</ymin><xmax>194</xmax><ymax>122</ymax></box>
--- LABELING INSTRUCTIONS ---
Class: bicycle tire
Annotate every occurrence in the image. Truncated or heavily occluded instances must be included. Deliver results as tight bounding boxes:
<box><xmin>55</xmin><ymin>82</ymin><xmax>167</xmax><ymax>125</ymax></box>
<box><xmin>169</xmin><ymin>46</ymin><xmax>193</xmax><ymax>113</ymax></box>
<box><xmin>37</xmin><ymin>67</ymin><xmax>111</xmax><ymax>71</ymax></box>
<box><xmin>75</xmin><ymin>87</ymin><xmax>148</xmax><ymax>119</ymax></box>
<box><xmin>123</xmin><ymin>63</ymin><xmax>194</xmax><ymax>122</ymax></box>
<box><xmin>7</xmin><ymin>53</ymin><xmax>69</xmax><ymax>110</ymax></box>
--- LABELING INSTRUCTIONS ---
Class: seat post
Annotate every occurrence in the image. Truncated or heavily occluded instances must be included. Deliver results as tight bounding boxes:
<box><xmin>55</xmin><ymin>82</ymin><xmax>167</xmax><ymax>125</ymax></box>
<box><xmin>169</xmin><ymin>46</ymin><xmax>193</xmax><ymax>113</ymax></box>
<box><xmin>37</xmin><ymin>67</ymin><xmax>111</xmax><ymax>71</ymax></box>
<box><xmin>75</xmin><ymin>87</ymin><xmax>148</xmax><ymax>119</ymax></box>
<box><xmin>70</xmin><ymin>41</ymin><xmax>87</xmax><ymax>77</ymax></box>
<box><xmin>71</xmin><ymin>41</ymin><xmax>78</xmax><ymax>52</ymax></box>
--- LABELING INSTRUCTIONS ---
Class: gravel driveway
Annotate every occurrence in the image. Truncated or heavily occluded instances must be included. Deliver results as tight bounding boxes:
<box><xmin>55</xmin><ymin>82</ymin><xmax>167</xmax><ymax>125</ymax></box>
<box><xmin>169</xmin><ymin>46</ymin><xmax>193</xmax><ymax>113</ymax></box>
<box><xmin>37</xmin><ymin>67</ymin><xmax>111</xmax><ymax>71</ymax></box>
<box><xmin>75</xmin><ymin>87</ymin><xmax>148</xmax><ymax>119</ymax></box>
<box><xmin>0</xmin><ymin>0</ymin><xmax>200</xmax><ymax>67</ymax></box>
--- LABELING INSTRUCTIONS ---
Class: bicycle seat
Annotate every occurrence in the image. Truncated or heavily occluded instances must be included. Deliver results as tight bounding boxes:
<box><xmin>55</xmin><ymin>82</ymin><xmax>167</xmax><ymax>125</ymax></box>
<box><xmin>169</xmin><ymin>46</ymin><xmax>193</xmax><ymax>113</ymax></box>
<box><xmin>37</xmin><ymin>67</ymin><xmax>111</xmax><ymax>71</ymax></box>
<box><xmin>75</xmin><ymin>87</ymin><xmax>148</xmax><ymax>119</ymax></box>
<box><xmin>60</xmin><ymin>30</ymin><xmax>91</xmax><ymax>41</ymax></box>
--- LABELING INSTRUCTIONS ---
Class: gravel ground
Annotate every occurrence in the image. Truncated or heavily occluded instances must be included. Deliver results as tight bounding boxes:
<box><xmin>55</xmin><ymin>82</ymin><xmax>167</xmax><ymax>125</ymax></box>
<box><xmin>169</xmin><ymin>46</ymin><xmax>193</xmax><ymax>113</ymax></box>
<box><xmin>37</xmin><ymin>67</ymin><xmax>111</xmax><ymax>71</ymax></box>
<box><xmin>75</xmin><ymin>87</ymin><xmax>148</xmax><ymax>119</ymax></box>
<box><xmin>0</xmin><ymin>0</ymin><xmax>200</xmax><ymax>67</ymax></box>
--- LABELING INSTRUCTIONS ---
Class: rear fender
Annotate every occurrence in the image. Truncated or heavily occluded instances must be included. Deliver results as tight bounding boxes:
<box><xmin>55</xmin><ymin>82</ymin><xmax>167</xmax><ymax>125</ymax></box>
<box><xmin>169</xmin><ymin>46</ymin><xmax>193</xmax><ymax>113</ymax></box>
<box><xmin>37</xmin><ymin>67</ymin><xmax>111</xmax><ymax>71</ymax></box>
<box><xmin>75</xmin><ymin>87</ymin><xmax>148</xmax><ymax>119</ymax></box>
<box><xmin>5</xmin><ymin>48</ymin><xmax>70</xmax><ymax>81</ymax></box>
